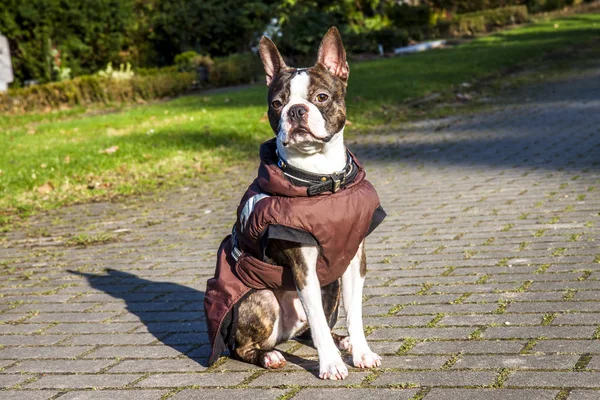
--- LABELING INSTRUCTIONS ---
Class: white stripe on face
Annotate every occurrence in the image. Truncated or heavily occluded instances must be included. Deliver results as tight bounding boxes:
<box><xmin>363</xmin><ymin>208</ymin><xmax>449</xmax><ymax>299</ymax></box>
<box><xmin>279</xmin><ymin>72</ymin><xmax>328</xmax><ymax>144</ymax></box>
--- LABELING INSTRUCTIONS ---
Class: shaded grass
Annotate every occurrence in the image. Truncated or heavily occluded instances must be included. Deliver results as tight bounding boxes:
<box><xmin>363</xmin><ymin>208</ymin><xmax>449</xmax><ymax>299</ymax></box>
<box><xmin>1</xmin><ymin>13</ymin><xmax>600</xmax><ymax>223</ymax></box>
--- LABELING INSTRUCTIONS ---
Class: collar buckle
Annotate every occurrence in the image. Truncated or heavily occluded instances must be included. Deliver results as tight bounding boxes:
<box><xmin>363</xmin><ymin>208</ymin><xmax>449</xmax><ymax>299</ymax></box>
<box><xmin>332</xmin><ymin>178</ymin><xmax>341</xmax><ymax>192</ymax></box>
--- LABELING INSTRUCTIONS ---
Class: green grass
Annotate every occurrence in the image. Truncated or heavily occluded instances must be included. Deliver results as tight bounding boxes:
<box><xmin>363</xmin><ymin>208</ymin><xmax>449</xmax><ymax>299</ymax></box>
<box><xmin>2</xmin><ymin>13</ymin><xmax>600</xmax><ymax>222</ymax></box>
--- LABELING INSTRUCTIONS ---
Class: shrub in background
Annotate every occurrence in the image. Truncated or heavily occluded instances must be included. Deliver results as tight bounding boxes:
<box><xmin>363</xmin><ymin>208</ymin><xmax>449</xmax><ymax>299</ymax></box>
<box><xmin>209</xmin><ymin>53</ymin><xmax>262</xmax><ymax>87</ymax></box>
<box><xmin>0</xmin><ymin>71</ymin><xmax>195</xmax><ymax>114</ymax></box>
<box><xmin>450</xmin><ymin>5</ymin><xmax>529</xmax><ymax>36</ymax></box>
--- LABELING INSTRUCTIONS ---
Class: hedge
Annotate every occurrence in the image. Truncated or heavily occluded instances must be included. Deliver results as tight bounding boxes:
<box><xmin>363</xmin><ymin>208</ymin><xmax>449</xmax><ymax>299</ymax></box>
<box><xmin>0</xmin><ymin>71</ymin><xmax>195</xmax><ymax>114</ymax></box>
<box><xmin>208</xmin><ymin>53</ymin><xmax>263</xmax><ymax>87</ymax></box>
<box><xmin>450</xmin><ymin>5</ymin><xmax>529</xmax><ymax>36</ymax></box>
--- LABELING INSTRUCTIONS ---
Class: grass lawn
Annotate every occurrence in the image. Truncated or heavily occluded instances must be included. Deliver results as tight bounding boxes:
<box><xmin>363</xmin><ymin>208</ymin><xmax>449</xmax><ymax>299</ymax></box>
<box><xmin>1</xmin><ymin>13</ymin><xmax>600</xmax><ymax>227</ymax></box>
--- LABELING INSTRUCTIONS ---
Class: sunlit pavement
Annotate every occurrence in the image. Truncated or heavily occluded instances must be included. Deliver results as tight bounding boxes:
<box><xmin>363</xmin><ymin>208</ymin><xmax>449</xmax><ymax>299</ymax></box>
<box><xmin>1</xmin><ymin>69</ymin><xmax>600</xmax><ymax>399</ymax></box>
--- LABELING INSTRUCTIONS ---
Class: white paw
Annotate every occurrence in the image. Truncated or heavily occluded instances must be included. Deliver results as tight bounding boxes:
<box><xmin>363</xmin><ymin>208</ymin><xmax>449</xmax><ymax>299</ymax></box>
<box><xmin>260</xmin><ymin>350</ymin><xmax>286</xmax><ymax>369</ymax></box>
<box><xmin>353</xmin><ymin>351</ymin><xmax>382</xmax><ymax>369</ymax></box>
<box><xmin>336</xmin><ymin>336</ymin><xmax>352</xmax><ymax>352</ymax></box>
<box><xmin>319</xmin><ymin>357</ymin><xmax>348</xmax><ymax>380</ymax></box>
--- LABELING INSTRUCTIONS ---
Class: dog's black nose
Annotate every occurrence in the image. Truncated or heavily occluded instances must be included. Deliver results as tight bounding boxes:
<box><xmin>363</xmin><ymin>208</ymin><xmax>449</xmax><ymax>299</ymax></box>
<box><xmin>288</xmin><ymin>104</ymin><xmax>308</xmax><ymax>122</ymax></box>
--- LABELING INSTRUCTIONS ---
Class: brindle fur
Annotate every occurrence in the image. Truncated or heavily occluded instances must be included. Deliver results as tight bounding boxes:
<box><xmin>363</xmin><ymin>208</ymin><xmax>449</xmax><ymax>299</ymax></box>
<box><xmin>360</xmin><ymin>245</ymin><xmax>367</xmax><ymax>278</ymax></box>
<box><xmin>234</xmin><ymin>290</ymin><xmax>279</xmax><ymax>365</ymax></box>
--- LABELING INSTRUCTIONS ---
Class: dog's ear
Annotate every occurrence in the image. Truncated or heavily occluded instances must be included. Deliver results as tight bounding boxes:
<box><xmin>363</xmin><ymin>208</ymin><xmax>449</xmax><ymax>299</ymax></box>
<box><xmin>258</xmin><ymin>36</ymin><xmax>286</xmax><ymax>86</ymax></box>
<box><xmin>317</xmin><ymin>27</ymin><xmax>349</xmax><ymax>83</ymax></box>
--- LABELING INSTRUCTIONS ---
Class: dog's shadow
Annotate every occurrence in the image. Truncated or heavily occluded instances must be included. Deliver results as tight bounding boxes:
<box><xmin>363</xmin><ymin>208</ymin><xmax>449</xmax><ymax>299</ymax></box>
<box><xmin>69</xmin><ymin>268</ymin><xmax>211</xmax><ymax>367</ymax></box>
<box><xmin>69</xmin><ymin>268</ymin><xmax>339</xmax><ymax>376</ymax></box>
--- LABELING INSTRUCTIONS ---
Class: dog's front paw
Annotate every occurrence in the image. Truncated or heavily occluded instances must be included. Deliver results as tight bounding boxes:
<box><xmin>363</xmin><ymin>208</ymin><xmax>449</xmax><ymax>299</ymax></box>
<box><xmin>319</xmin><ymin>357</ymin><xmax>348</xmax><ymax>380</ymax></box>
<box><xmin>353</xmin><ymin>351</ymin><xmax>382</xmax><ymax>369</ymax></box>
<box><xmin>260</xmin><ymin>350</ymin><xmax>287</xmax><ymax>369</ymax></box>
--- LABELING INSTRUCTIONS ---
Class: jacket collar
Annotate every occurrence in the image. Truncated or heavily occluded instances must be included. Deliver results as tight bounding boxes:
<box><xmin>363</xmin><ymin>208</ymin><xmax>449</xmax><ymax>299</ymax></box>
<box><xmin>257</xmin><ymin>138</ymin><xmax>365</xmax><ymax>197</ymax></box>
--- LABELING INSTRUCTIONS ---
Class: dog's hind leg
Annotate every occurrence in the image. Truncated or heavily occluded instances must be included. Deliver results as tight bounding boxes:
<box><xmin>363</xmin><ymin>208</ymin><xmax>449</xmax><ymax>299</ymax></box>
<box><xmin>341</xmin><ymin>240</ymin><xmax>382</xmax><ymax>369</ymax></box>
<box><xmin>234</xmin><ymin>290</ymin><xmax>287</xmax><ymax>369</ymax></box>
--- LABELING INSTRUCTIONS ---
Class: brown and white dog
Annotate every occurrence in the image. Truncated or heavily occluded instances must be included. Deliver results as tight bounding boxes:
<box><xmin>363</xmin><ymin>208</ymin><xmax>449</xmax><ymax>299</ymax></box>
<box><xmin>230</xmin><ymin>27</ymin><xmax>382</xmax><ymax>380</ymax></box>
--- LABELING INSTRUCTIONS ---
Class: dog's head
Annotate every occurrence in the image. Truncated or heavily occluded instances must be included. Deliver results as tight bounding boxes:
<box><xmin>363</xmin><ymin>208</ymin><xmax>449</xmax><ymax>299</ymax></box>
<box><xmin>258</xmin><ymin>27</ymin><xmax>349</xmax><ymax>154</ymax></box>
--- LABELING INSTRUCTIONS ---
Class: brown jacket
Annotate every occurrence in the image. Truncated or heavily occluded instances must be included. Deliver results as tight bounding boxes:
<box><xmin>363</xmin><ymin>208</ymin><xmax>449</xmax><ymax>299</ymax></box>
<box><xmin>204</xmin><ymin>139</ymin><xmax>385</xmax><ymax>365</ymax></box>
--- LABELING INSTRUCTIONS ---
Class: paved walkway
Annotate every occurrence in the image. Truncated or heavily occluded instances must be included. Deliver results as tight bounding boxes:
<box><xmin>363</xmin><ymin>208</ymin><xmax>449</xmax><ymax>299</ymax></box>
<box><xmin>1</xmin><ymin>69</ymin><xmax>600</xmax><ymax>400</ymax></box>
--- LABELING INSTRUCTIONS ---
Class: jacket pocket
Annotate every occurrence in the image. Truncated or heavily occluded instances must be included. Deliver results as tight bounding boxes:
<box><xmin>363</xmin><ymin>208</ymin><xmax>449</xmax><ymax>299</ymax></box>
<box><xmin>233</xmin><ymin>253</ymin><xmax>296</xmax><ymax>291</ymax></box>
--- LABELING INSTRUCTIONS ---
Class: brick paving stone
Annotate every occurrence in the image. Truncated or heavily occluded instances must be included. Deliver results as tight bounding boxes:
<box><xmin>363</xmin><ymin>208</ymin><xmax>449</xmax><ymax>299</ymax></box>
<box><xmin>380</xmin><ymin>356</ymin><xmax>447</xmax><ymax>369</ymax></box>
<box><xmin>293</xmin><ymin>388</ymin><xmax>419</xmax><ymax>399</ymax></box>
<box><xmin>0</xmin><ymin>392</ymin><xmax>59</xmax><ymax>400</ymax></box>
<box><xmin>135</xmin><ymin>372</ymin><xmax>251</xmax><ymax>387</ymax></box>
<box><xmin>362</xmin><ymin>315</ymin><xmax>433</xmax><ymax>327</ymax></box>
<box><xmin>531</xmin><ymin>340</ymin><xmax>600</xmax><ymax>354</ymax></box>
<box><xmin>170</xmin><ymin>389</ymin><xmax>286</xmax><ymax>400</ymax></box>
<box><xmin>423</xmin><ymin>389</ymin><xmax>559</xmax><ymax>399</ymax></box>
<box><xmin>506</xmin><ymin>372</ymin><xmax>600</xmax><ymax>388</ymax></box>
<box><xmin>212</xmin><ymin>358</ymin><xmax>265</xmax><ymax>372</ymax></box>
<box><xmin>55</xmin><ymin>390</ymin><xmax>167</xmax><ymax>399</ymax></box>
<box><xmin>397</xmin><ymin>303</ymin><xmax>498</xmax><ymax>315</ymax></box>
<box><xmin>108</xmin><ymin>359</ymin><xmax>207</xmax><ymax>373</ymax></box>
<box><xmin>482</xmin><ymin>326</ymin><xmax>597</xmax><ymax>339</ymax></box>
<box><xmin>63</xmin><ymin>333</ymin><xmax>158</xmax><ymax>345</ymax></box>
<box><xmin>6</xmin><ymin>360</ymin><xmax>114</xmax><ymax>373</ymax></box>
<box><xmin>0</xmin><ymin>335</ymin><xmax>67</xmax><ymax>346</ymax></box>
<box><xmin>373</xmin><ymin>371</ymin><xmax>497</xmax><ymax>387</ymax></box>
<box><xmin>440</xmin><ymin>314</ymin><xmax>543</xmax><ymax>326</ymax></box>
<box><xmin>2</xmin><ymin>66</ymin><xmax>600</xmax><ymax>396</ymax></box>
<box><xmin>568</xmin><ymin>390</ymin><xmax>600</xmax><ymax>399</ymax></box>
<box><xmin>451</xmin><ymin>355</ymin><xmax>579</xmax><ymax>370</ymax></box>
<box><xmin>25</xmin><ymin>374</ymin><xmax>141</xmax><ymax>389</ymax></box>
<box><xmin>0</xmin><ymin>374</ymin><xmax>29</xmax><ymax>388</ymax></box>
<box><xmin>369</xmin><ymin>327</ymin><xmax>474</xmax><ymax>340</ymax></box>
<box><xmin>0</xmin><ymin>324</ymin><xmax>49</xmax><ymax>334</ymax></box>
<box><xmin>27</xmin><ymin>312</ymin><xmax>120</xmax><ymax>323</ymax></box>
<box><xmin>45</xmin><ymin>322</ymin><xmax>141</xmax><ymax>334</ymax></box>
<box><xmin>552</xmin><ymin>313</ymin><xmax>600</xmax><ymax>325</ymax></box>
<box><xmin>248</xmin><ymin>371</ymin><xmax>368</xmax><ymax>387</ymax></box>
<box><xmin>83</xmin><ymin>345</ymin><xmax>191</xmax><ymax>359</ymax></box>
<box><xmin>364</xmin><ymin>294</ymin><xmax>457</xmax><ymax>305</ymax></box>
<box><xmin>582</xmin><ymin>356</ymin><xmax>600</xmax><ymax>370</ymax></box>
<box><xmin>0</xmin><ymin>346</ymin><xmax>92</xmax><ymax>359</ymax></box>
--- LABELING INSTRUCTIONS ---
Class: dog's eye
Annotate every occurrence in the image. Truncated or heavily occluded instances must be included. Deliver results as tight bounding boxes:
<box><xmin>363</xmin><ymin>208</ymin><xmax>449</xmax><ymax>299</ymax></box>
<box><xmin>271</xmin><ymin>100</ymin><xmax>282</xmax><ymax>109</ymax></box>
<box><xmin>316</xmin><ymin>93</ymin><xmax>329</xmax><ymax>102</ymax></box>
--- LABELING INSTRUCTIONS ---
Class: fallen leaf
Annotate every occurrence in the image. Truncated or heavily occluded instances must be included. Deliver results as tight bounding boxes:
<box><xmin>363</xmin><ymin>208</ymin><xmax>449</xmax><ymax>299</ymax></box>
<box><xmin>259</xmin><ymin>113</ymin><xmax>269</xmax><ymax>123</ymax></box>
<box><xmin>27</xmin><ymin>129</ymin><xmax>36</xmax><ymax>135</ymax></box>
<box><xmin>64</xmin><ymin>155</ymin><xmax>70</xmax><ymax>163</ymax></box>
<box><xmin>99</xmin><ymin>145</ymin><xmax>119</xmax><ymax>154</ymax></box>
<box><xmin>345</xmin><ymin>120</ymin><xmax>353</xmax><ymax>126</ymax></box>
<box><xmin>37</xmin><ymin>181</ymin><xmax>54</xmax><ymax>194</ymax></box>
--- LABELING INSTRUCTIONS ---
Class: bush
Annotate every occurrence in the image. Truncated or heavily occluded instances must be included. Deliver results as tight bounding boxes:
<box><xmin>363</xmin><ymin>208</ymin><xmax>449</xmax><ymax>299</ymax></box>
<box><xmin>174</xmin><ymin>51</ymin><xmax>199</xmax><ymax>71</ymax></box>
<box><xmin>450</xmin><ymin>5</ymin><xmax>529</xmax><ymax>36</ymax></box>
<box><xmin>344</xmin><ymin>28</ymin><xmax>409</xmax><ymax>54</ymax></box>
<box><xmin>388</xmin><ymin>4</ymin><xmax>432</xmax><ymax>31</ymax></box>
<box><xmin>526</xmin><ymin>0</ymin><xmax>576</xmax><ymax>13</ymax></box>
<box><xmin>0</xmin><ymin>71</ymin><xmax>195</xmax><ymax>114</ymax></box>
<box><xmin>373</xmin><ymin>28</ymin><xmax>410</xmax><ymax>52</ymax></box>
<box><xmin>209</xmin><ymin>53</ymin><xmax>262</xmax><ymax>87</ymax></box>
<box><xmin>135</xmin><ymin>66</ymin><xmax>179</xmax><ymax>76</ymax></box>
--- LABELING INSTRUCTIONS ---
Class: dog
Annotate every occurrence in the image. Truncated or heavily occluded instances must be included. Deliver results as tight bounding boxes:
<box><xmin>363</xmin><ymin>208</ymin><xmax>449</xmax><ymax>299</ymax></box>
<box><xmin>204</xmin><ymin>27</ymin><xmax>386</xmax><ymax>380</ymax></box>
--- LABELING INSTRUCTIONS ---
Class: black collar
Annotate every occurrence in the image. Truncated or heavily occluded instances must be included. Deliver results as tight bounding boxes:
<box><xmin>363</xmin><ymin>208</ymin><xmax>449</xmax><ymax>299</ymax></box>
<box><xmin>276</xmin><ymin>150</ymin><xmax>358</xmax><ymax>196</ymax></box>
